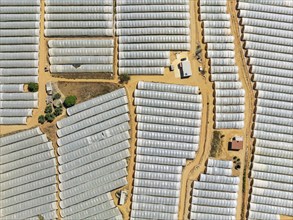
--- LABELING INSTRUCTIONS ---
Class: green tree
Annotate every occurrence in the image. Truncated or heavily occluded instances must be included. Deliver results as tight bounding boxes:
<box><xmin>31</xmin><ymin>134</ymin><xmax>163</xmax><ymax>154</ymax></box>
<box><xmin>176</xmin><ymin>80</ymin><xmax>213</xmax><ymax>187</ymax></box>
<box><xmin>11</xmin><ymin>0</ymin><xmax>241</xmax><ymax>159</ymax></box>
<box><xmin>53</xmin><ymin>107</ymin><xmax>63</xmax><ymax>116</ymax></box>
<box><xmin>63</xmin><ymin>95</ymin><xmax>77</xmax><ymax>108</ymax></box>
<box><xmin>44</xmin><ymin>105</ymin><xmax>53</xmax><ymax>113</ymax></box>
<box><xmin>53</xmin><ymin>93</ymin><xmax>61</xmax><ymax>100</ymax></box>
<box><xmin>45</xmin><ymin>113</ymin><xmax>55</xmax><ymax>123</ymax></box>
<box><xmin>28</xmin><ymin>83</ymin><xmax>39</xmax><ymax>92</ymax></box>
<box><xmin>38</xmin><ymin>115</ymin><xmax>45</xmax><ymax>124</ymax></box>
<box><xmin>118</xmin><ymin>74</ymin><xmax>130</xmax><ymax>84</ymax></box>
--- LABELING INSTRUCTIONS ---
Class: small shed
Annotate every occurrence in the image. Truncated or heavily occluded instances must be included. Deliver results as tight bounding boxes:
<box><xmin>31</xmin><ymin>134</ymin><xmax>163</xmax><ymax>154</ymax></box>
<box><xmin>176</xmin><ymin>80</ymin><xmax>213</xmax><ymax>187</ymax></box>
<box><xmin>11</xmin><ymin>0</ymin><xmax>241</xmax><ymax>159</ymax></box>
<box><xmin>46</xmin><ymin>82</ymin><xmax>53</xmax><ymax>95</ymax></box>
<box><xmin>181</xmin><ymin>60</ymin><xmax>192</xmax><ymax>78</ymax></box>
<box><xmin>230</xmin><ymin>136</ymin><xmax>243</xmax><ymax>150</ymax></box>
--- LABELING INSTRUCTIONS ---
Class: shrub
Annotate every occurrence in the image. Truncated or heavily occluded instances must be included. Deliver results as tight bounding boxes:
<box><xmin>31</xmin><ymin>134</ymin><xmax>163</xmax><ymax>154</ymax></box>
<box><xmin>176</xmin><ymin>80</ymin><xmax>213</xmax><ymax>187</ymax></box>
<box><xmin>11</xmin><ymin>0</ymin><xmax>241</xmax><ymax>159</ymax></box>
<box><xmin>38</xmin><ymin>115</ymin><xmax>45</xmax><ymax>124</ymax></box>
<box><xmin>53</xmin><ymin>107</ymin><xmax>63</xmax><ymax>116</ymax></box>
<box><xmin>53</xmin><ymin>93</ymin><xmax>61</xmax><ymax>100</ymax></box>
<box><xmin>63</xmin><ymin>95</ymin><xmax>77</xmax><ymax>108</ymax></box>
<box><xmin>44</xmin><ymin>105</ymin><xmax>53</xmax><ymax>113</ymax></box>
<box><xmin>45</xmin><ymin>113</ymin><xmax>55</xmax><ymax>123</ymax></box>
<box><xmin>28</xmin><ymin>83</ymin><xmax>38</xmax><ymax>92</ymax></box>
<box><xmin>119</xmin><ymin>74</ymin><xmax>130</xmax><ymax>83</ymax></box>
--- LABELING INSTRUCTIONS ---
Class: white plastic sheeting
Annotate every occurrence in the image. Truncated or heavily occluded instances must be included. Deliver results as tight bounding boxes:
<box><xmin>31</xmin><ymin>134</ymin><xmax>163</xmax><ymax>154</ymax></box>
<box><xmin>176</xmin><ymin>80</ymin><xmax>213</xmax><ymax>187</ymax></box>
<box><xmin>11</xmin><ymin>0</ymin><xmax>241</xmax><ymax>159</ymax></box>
<box><xmin>190</xmin><ymin>158</ymin><xmax>239</xmax><ymax>220</ymax></box>
<box><xmin>45</xmin><ymin>1</ymin><xmax>113</xmax><ymax>37</ymax></box>
<box><xmin>55</xmin><ymin>89</ymin><xmax>129</xmax><ymax>219</ymax></box>
<box><xmin>0</xmin><ymin>3</ymin><xmax>40</xmax><ymax>125</ymax></box>
<box><xmin>239</xmin><ymin>1</ymin><xmax>293</xmax><ymax>219</ymax></box>
<box><xmin>48</xmin><ymin>39</ymin><xmax>114</xmax><ymax>74</ymax></box>
<box><xmin>132</xmin><ymin>81</ymin><xmax>201</xmax><ymax>219</ymax></box>
<box><xmin>116</xmin><ymin>1</ymin><xmax>190</xmax><ymax>75</ymax></box>
<box><xmin>0</xmin><ymin>128</ymin><xmax>57</xmax><ymax>219</ymax></box>
<box><xmin>201</xmin><ymin>0</ymin><xmax>245</xmax><ymax>129</ymax></box>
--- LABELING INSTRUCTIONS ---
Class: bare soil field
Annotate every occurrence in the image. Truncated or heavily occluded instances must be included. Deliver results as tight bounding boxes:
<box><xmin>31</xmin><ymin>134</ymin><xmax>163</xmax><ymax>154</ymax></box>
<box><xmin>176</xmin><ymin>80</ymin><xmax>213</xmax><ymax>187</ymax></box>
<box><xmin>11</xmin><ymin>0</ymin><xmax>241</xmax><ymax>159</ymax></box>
<box><xmin>57</xmin><ymin>81</ymin><xmax>120</xmax><ymax>104</ymax></box>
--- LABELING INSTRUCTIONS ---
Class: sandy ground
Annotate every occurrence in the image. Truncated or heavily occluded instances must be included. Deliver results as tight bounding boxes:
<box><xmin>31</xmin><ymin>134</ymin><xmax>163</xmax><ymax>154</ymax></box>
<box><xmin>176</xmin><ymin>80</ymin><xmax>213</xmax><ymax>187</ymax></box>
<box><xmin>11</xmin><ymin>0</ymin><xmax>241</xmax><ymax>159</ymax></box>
<box><xmin>0</xmin><ymin>1</ymin><xmax>262</xmax><ymax>220</ymax></box>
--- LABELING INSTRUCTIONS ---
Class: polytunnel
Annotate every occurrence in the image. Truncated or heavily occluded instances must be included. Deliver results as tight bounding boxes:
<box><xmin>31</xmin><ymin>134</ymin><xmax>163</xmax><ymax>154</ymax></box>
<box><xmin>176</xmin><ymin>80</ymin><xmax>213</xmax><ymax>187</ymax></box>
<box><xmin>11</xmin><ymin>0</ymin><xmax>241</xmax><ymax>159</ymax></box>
<box><xmin>48</xmin><ymin>39</ymin><xmax>114</xmax><ymax>48</ymax></box>
<box><xmin>204</xmin><ymin>36</ymin><xmax>234</xmax><ymax>43</ymax></box>
<box><xmin>119</xmin><ymin>43</ymin><xmax>190</xmax><ymax>51</ymax></box>
<box><xmin>0</xmin><ymin>109</ymin><xmax>33</xmax><ymax>117</ymax></box>
<box><xmin>200</xmin><ymin>14</ymin><xmax>230</xmax><ymax>21</ymax></box>
<box><xmin>0</xmin><ymin>84</ymin><xmax>24</xmax><ymax>92</ymax></box>
<box><xmin>49</xmin><ymin>56</ymin><xmax>113</xmax><ymax>65</ymax></box>
<box><xmin>193</xmin><ymin>190</ymin><xmax>238</xmax><ymax>200</ymax></box>
<box><xmin>244</xmin><ymin>41</ymin><xmax>293</xmax><ymax>54</ymax></box>
<box><xmin>45</xmin><ymin>29</ymin><xmax>113</xmax><ymax>37</ymax></box>
<box><xmin>119</xmin><ymin>51</ymin><xmax>170</xmax><ymax>59</ymax></box>
<box><xmin>50</xmin><ymin>65</ymin><xmax>113</xmax><ymax>73</ymax></box>
<box><xmin>116</xmin><ymin>28</ymin><xmax>190</xmax><ymax>36</ymax></box>
<box><xmin>204</xmin><ymin>28</ymin><xmax>231</xmax><ymax>36</ymax></box>
<box><xmin>44</xmin><ymin>14</ymin><xmax>113</xmax><ymax>21</ymax></box>
<box><xmin>203</xmin><ymin>21</ymin><xmax>231</xmax><ymax>28</ymax></box>
<box><xmin>215</xmin><ymin>121</ymin><xmax>244</xmax><ymax>129</ymax></box>
<box><xmin>237</xmin><ymin>2</ymin><xmax>293</xmax><ymax>15</ymax></box>
<box><xmin>211</xmin><ymin>74</ymin><xmax>239</xmax><ymax>81</ymax></box>
<box><xmin>136</xmin><ymin>106</ymin><xmax>201</xmax><ymax>119</ymax></box>
<box><xmin>132</xmin><ymin>201</ymin><xmax>179</xmax><ymax>213</ymax></box>
<box><xmin>253</xmin><ymin>73</ymin><xmax>293</xmax><ymax>86</ymax></box>
<box><xmin>138</xmin><ymin>81</ymin><xmax>199</xmax><ymax>94</ymax></box>
<box><xmin>200</xmin><ymin>0</ymin><xmax>227</xmax><ymax>6</ymax></box>
<box><xmin>207</xmin><ymin>43</ymin><xmax>235</xmax><ymax>50</ymax></box>
<box><xmin>134</xmin><ymin>89</ymin><xmax>201</xmax><ymax>103</ymax></box>
<box><xmin>207</xmin><ymin>158</ymin><xmax>233</xmax><ymax>168</ymax></box>
<box><xmin>116</xmin><ymin>5</ymin><xmax>189</xmax><ymax>13</ymax></box>
<box><xmin>211</xmin><ymin>66</ymin><xmax>238</xmax><ymax>73</ymax></box>
<box><xmin>119</xmin><ymin>35</ymin><xmax>190</xmax><ymax>43</ymax></box>
<box><xmin>200</xmin><ymin>174</ymin><xmax>240</xmax><ymax>185</ymax></box>
<box><xmin>239</xmin><ymin>9</ymin><xmax>293</xmax><ymax>23</ymax></box>
<box><xmin>243</xmin><ymin>33</ymin><xmax>293</xmax><ymax>47</ymax></box>
<box><xmin>48</xmin><ymin>48</ymin><xmax>113</xmax><ymax>56</ymax></box>
<box><xmin>119</xmin><ymin>67</ymin><xmax>164</xmax><ymax>75</ymax></box>
<box><xmin>45</xmin><ymin>6</ymin><xmax>113</xmax><ymax>13</ymax></box>
<box><xmin>215</xmin><ymin>89</ymin><xmax>245</xmax><ymax>97</ymax></box>
<box><xmin>45</xmin><ymin>21</ymin><xmax>113</xmax><ymax>29</ymax></box>
<box><xmin>117</xmin><ymin>0</ymin><xmax>189</xmax><ymax>5</ymax></box>
<box><xmin>241</xmin><ymin>17</ymin><xmax>293</xmax><ymax>31</ymax></box>
<box><xmin>200</xmin><ymin>6</ymin><xmax>227</xmax><ymax>13</ymax></box>
<box><xmin>116</xmin><ymin>12</ymin><xmax>190</xmax><ymax>20</ymax></box>
<box><xmin>116</xmin><ymin>20</ymin><xmax>190</xmax><ymax>28</ymax></box>
<box><xmin>45</xmin><ymin>0</ymin><xmax>113</xmax><ymax>5</ymax></box>
<box><xmin>131</xmin><ymin>210</ymin><xmax>177</xmax><ymax>220</ymax></box>
<box><xmin>216</xmin><ymin>105</ymin><xmax>245</xmax><ymax>113</ymax></box>
<box><xmin>137</xmin><ymin>138</ymin><xmax>198</xmax><ymax>152</ymax></box>
<box><xmin>119</xmin><ymin>59</ymin><xmax>170</xmax><ymax>67</ymax></box>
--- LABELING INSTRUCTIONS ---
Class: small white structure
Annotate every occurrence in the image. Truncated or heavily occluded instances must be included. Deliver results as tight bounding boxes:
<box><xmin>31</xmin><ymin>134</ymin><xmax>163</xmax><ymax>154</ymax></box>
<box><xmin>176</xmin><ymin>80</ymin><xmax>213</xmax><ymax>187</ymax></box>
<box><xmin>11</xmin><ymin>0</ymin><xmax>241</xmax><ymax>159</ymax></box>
<box><xmin>119</xmin><ymin>190</ymin><xmax>127</xmax><ymax>205</ymax></box>
<box><xmin>46</xmin><ymin>82</ymin><xmax>53</xmax><ymax>95</ymax></box>
<box><xmin>181</xmin><ymin>60</ymin><xmax>192</xmax><ymax>77</ymax></box>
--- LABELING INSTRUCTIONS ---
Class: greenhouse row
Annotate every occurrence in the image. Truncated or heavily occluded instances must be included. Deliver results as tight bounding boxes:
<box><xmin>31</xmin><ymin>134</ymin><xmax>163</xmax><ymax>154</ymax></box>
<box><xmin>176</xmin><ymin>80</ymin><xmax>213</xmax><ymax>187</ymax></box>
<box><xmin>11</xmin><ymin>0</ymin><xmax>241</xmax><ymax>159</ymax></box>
<box><xmin>238</xmin><ymin>1</ymin><xmax>293</xmax><ymax>218</ymax></box>
<box><xmin>116</xmin><ymin>1</ymin><xmax>190</xmax><ymax>75</ymax></box>
<box><xmin>190</xmin><ymin>158</ymin><xmax>239</xmax><ymax>220</ymax></box>
<box><xmin>0</xmin><ymin>2</ymin><xmax>40</xmax><ymax>125</ymax></box>
<box><xmin>131</xmin><ymin>81</ymin><xmax>202</xmax><ymax>219</ymax></box>
<box><xmin>54</xmin><ymin>90</ymin><xmax>130</xmax><ymax>219</ymax></box>
<box><xmin>200</xmin><ymin>0</ymin><xmax>245</xmax><ymax>129</ymax></box>
<box><xmin>45</xmin><ymin>1</ymin><xmax>113</xmax><ymax>37</ymax></box>
<box><xmin>48</xmin><ymin>39</ymin><xmax>114</xmax><ymax>74</ymax></box>
<box><xmin>0</xmin><ymin>128</ymin><xmax>57</xmax><ymax>220</ymax></box>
